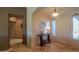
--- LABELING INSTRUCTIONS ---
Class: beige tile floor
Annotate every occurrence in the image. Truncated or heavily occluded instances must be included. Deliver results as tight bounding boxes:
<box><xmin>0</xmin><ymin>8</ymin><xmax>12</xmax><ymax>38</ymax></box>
<box><xmin>8</xmin><ymin>44</ymin><xmax>32</xmax><ymax>52</ymax></box>
<box><xmin>7</xmin><ymin>39</ymin><xmax>79</xmax><ymax>52</ymax></box>
<box><xmin>6</xmin><ymin>39</ymin><xmax>32</xmax><ymax>52</ymax></box>
<box><xmin>34</xmin><ymin>41</ymin><xmax>79</xmax><ymax>52</ymax></box>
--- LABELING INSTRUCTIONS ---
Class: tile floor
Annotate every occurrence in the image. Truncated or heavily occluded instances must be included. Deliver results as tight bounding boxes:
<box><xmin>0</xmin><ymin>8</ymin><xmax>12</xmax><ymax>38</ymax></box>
<box><xmin>34</xmin><ymin>41</ymin><xmax>79</xmax><ymax>52</ymax></box>
<box><xmin>7</xmin><ymin>39</ymin><xmax>79</xmax><ymax>52</ymax></box>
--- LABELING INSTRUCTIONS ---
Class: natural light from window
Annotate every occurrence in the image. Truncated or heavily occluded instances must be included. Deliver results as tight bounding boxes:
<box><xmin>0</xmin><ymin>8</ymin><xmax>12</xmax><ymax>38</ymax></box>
<box><xmin>73</xmin><ymin>15</ymin><xmax>79</xmax><ymax>40</ymax></box>
<box><xmin>45</xmin><ymin>20</ymin><xmax>50</xmax><ymax>33</ymax></box>
<box><xmin>52</xmin><ymin>18</ymin><xmax>56</xmax><ymax>35</ymax></box>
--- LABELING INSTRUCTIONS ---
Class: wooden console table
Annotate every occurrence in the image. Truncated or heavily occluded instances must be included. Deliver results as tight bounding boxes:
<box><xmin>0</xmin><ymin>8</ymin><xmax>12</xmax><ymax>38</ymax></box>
<box><xmin>37</xmin><ymin>33</ymin><xmax>52</xmax><ymax>46</ymax></box>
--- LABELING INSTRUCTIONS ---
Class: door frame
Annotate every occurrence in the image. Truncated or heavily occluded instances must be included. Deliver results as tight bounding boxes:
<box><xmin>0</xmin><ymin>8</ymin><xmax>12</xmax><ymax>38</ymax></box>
<box><xmin>8</xmin><ymin>14</ymin><xmax>24</xmax><ymax>48</ymax></box>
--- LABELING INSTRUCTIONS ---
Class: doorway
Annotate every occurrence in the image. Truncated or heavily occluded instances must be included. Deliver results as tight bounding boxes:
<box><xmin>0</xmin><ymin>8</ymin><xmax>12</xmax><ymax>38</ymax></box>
<box><xmin>8</xmin><ymin>14</ymin><xmax>23</xmax><ymax>48</ymax></box>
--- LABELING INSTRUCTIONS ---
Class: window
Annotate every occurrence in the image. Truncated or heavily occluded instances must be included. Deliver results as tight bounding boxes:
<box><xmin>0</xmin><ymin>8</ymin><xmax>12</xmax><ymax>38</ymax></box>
<box><xmin>52</xmin><ymin>18</ymin><xmax>56</xmax><ymax>35</ymax></box>
<box><xmin>40</xmin><ymin>20</ymin><xmax>50</xmax><ymax>33</ymax></box>
<box><xmin>45</xmin><ymin>20</ymin><xmax>50</xmax><ymax>33</ymax></box>
<box><xmin>73</xmin><ymin>15</ymin><xmax>79</xmax><ymax>40</ymax></box>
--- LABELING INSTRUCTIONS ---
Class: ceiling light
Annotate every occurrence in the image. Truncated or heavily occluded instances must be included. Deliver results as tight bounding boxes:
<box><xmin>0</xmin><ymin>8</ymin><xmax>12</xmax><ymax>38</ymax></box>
<box><xmin>52</xmin><ymin>7</ymin><xmax>59</xmax><ymax>17</ymax></box>
<box><xmin>9</xmin><ymin>17</ymin><xmax>16</xmax><ymax>22</ymax></box>
<box><xmin>52</xmin><ymin>13</ymin><xmax>59</xmax><ymax>17</ymax></box>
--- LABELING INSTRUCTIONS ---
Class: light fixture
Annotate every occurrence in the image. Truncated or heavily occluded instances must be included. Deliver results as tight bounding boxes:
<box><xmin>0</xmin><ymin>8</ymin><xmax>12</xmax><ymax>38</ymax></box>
<box><xmin>52</xmin><ymin>7</ymin><xmax>59</xmax><ymax>17</ymax></box>
<box><xmin>9</xmin><ymin>17</ymin><xmax>16</xmax><ymax>22</ymax></box>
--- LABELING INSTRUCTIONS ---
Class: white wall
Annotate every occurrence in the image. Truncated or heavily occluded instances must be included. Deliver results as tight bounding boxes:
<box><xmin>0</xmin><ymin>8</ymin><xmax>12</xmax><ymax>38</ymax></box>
<box><xmin>56</xmin><ymin>8</ymin><xmax>79</xmax><ymax>48</ymax></box>
<box><xmin>27</xmin><ymin>7</ymin><xmax>37</xmax><ymax>47</ymax></box>
<box><xmin>56</xmin><ymin>14</ymin><xmax>72</xmax><ymax>39</ymax></box>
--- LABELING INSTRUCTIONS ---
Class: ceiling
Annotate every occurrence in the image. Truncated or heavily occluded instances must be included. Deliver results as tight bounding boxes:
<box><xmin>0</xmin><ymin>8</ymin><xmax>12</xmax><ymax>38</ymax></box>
<box><xmin>33</xmin><ymin>7</ymin><xmax>79</xmax><ymax>18</ymax></box>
